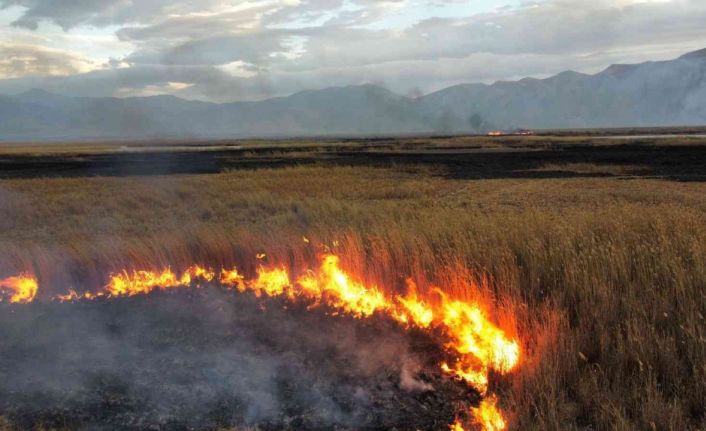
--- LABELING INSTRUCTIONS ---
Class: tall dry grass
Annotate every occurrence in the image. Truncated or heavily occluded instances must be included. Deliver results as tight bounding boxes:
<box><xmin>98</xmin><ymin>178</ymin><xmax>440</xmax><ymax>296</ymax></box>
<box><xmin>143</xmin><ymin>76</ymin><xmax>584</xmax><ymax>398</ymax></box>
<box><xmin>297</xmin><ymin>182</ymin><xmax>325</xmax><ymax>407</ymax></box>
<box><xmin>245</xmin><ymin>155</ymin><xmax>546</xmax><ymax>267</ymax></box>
<box><xmin>0</xmin><ymin>165</ymin><xmax>705</xmax><ymax>430</ymax></box>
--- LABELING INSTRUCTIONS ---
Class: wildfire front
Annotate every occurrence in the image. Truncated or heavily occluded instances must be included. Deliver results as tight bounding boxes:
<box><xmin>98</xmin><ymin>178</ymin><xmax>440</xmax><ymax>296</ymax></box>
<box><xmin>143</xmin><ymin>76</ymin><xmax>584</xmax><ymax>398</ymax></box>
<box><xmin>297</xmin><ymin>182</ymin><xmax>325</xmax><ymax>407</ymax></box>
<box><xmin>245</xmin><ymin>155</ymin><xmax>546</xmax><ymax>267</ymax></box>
<box><xmin>0</xmin><ymin>252</ymin><xmax>521</xmax><ymax>431</ymax></box>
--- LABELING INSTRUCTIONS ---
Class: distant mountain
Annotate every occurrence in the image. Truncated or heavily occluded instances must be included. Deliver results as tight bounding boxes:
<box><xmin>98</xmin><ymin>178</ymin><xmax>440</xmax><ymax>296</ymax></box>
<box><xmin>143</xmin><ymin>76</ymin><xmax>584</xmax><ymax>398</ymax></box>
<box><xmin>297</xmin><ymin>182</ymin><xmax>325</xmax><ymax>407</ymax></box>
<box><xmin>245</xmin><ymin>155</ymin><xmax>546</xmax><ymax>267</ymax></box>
<box><xmin>420</xmin><ymin>48</ymin><xmax>706</xmax><ymax>129</ymax></box>
<box><xmin>1</xmin><ymin>49</ymin><xmax>706</xmax><ymax>141</ymax></box>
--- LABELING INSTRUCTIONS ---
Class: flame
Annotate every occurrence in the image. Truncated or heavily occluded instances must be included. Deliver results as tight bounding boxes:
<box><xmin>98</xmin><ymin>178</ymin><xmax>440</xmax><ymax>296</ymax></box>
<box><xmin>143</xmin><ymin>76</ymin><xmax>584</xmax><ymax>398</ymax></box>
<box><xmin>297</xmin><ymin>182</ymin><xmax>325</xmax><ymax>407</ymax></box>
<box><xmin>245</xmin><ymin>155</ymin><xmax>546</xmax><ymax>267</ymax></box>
<box><xmin>471</xmin><ymin>396</ymin><xmax>507</xmax><ymax>431</ymax></box>
<box><xmin>442</xmin><ymin>362</ymin><xmax>489</xmax><ymax>394</ymax></box>
<box><xmin>219</xmin><ymin>268</ymin><xmax>245</xmax><ymax>291</ymax></box>
<box><xmin>56</xmin><ymin>289</ymin><xmax>104</xmax><ymax>302</ymax></box>
<box><xmin>182</xmin><ymin>265</ymin><xmax>216</xmax><ymax>284</ymax></box>
<box><xmin>451</xmin><ymin>396</ymin><xmax>507</xmax><ymax>431</ymax></box>
<box><xmin>56</xmin><ymin>289</ymin><xmax>81</xmax><ymax>302</ymax></box>
<box><xmin>0</xmin><ymin>274</ymin><xmax>38</xmax><ymax>303</ymax></box>
<box><xmin>440</xmin><ymin>298</ymin><xmax>519</xmax><ymax>381</ymax></box>
<box><xmin>297</xmin><ymin>254</ymin><xmax>389</xmax><ymax>317</ymax></box>
<box><xmin>394</xmin><ymin>280</ymin><xmax>434</xmax><ymax>328</ymax></box>
<box><xmin>1</xmin><ymin>253</ymin><xmax>521</xmax><ymax>431</ymax></box>
<box><xmin>251</xmin><ymin>266</ymin><xmax>293</xmax><ymax>298</ymax></box>
<box><xmin>106</xmin><ymin>265</ymin><xmax>214</xmax><ymax>296</ymax></box>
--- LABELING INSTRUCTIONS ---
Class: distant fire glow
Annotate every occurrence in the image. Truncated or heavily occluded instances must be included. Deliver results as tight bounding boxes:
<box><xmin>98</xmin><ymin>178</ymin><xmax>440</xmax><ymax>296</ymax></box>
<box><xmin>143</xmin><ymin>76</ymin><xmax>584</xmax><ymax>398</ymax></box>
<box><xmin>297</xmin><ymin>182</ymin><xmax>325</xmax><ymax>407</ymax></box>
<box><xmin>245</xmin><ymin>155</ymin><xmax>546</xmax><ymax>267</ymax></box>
<box><xmin>0</xmin><ymin>274</ymin><xmax>38</xmax><ymax>304</ymax></box>
<box><xmin>0</xmin><ymin>253</ymin><xmax>521</xmax><ymax>430</ymax></box>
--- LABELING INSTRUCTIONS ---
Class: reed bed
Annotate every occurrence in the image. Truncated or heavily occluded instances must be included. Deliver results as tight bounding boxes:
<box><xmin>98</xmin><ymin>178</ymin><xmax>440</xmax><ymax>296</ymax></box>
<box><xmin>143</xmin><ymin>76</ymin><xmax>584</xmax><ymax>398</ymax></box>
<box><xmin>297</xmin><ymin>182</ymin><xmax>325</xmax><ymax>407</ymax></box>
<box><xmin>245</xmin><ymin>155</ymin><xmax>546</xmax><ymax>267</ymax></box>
<box><xmin>1</xmin><ymin>165</ymin><xmax>704</xmax><ymax>430</ymax></box>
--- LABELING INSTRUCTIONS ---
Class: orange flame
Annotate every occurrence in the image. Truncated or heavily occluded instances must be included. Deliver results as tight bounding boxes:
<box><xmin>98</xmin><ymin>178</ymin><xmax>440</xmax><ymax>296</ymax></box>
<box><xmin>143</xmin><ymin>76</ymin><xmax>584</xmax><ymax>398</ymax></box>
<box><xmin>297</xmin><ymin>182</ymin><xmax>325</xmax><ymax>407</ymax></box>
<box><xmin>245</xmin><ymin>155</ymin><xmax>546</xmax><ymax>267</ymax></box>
<box><xmin>106</xmin><ymin>265</ymin><xmax>214</xmax><ymax>296</ymax></box>
<box><xmin>251</xmin><ymin>266</ymin><xmax>293</xmax><ymax>298</ymax></box>
<box><xmin>0</xmin><ymin>274</ymin><xmax>38</xmax><ymax>303</ymax></box>
<box><xmin>440</xmin><ymin>297</ymin><xmax>519</xmax><ymax>387</ymax></box>
<box><xmin>442</xmin><ymin>361</ymin><xmax>489</xmax><ymax>394</ymax></box>
<box><xmin>219</xmin><ymin>268</ymin><xmax>245</xmax><ymax>291</ymax></box>
<box><xmin>1</xmin><ymin>253</ymin><xmax>520</xmax><ymax>431</ymax></box>
<box><xmin>56</xmin><ymin>289</ymin><xmax>81</xmax><ymax>302</ymax></box>
<box><xmin>471</xmin><ymin>396</ymin><xmax>507</xmax><ymax>431</ymax></box>
<box><xmin>297</xmin><ymin>254</ymin><xmax>389</xmax><ymax>317</ymax></box>
<box><xmin>394</xmin><ymin>280</ymin><xmax>434</xmax><ymax>328</ymax></box>
<box><xmin>451</xmin><ymin>395</ymin><xmax>507</xmax><ymax>431</ymax></box>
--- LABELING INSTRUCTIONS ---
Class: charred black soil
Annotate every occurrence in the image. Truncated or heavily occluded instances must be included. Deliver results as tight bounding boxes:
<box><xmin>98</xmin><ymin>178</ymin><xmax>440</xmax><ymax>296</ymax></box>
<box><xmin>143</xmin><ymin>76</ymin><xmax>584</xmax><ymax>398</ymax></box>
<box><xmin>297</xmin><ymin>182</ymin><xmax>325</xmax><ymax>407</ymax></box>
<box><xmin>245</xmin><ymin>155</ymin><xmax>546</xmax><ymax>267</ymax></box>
<box><xmin>0</xmin><ymin>288</ymin><xmax>476</xmax><ymax>431</ymax></box>
<box><xmin>1</xmin><ymin>136</ymin><xmax>705</xmax><ymax>181</ymax></box>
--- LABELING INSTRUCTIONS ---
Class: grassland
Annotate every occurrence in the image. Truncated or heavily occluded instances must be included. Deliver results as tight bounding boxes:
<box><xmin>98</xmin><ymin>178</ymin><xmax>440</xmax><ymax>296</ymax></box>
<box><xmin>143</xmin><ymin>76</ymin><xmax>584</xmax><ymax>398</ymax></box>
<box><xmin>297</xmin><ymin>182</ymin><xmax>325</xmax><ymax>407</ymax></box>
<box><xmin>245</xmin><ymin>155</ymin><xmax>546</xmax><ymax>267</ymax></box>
<box><xmin>0</xmin><ymin>136</ymin><xmax>705</xmax><ymax>430</ymax></box>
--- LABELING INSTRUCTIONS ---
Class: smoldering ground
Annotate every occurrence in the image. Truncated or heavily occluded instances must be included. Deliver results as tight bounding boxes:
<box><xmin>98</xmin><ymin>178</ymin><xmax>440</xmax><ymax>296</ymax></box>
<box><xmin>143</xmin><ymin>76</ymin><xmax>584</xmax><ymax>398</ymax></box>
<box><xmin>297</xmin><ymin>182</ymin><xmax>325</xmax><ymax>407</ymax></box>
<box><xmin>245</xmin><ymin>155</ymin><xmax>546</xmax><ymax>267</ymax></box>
<box><xmin>0</xmin><ymin>287</ymin><xmax>477</xmax><ymax>430</ymax></box>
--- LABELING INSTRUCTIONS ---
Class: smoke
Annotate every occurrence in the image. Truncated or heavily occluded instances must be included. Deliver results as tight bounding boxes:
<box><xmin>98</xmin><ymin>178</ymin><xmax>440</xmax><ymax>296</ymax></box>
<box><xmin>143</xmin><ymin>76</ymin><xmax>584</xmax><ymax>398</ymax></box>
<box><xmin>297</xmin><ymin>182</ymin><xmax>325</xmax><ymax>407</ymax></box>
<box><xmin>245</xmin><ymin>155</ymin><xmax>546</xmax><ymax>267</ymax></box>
<box><xmin>400</xmin><ymin>362</ymin><xmax>434</xmax><ymax>393</ymax></box>
<box><xmin>0</xmin><ymin>287</ymin><xmax>472</xmax><ymax>430</ymax></box>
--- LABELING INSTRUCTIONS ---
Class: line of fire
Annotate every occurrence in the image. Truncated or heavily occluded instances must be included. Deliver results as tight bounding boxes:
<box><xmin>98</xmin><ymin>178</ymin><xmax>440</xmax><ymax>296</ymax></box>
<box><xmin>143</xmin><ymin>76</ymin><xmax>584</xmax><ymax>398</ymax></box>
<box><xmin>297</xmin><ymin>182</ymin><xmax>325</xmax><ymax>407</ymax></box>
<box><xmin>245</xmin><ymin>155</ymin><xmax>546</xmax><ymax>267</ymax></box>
<box><xmin>1</xmin><ymin>251</ymin><xmax>522</xmax><ymax>431</ymax></box>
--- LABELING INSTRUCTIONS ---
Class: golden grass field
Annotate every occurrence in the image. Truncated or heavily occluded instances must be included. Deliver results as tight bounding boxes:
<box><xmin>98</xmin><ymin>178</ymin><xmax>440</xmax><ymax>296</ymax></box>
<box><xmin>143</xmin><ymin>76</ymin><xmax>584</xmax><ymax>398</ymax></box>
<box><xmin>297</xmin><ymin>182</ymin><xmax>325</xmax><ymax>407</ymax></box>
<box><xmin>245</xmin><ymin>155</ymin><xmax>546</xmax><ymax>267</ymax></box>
<box><xmin>0</xmin><ymin>136</ymin><xmax>705</xmax><ymax>430</ymax></box>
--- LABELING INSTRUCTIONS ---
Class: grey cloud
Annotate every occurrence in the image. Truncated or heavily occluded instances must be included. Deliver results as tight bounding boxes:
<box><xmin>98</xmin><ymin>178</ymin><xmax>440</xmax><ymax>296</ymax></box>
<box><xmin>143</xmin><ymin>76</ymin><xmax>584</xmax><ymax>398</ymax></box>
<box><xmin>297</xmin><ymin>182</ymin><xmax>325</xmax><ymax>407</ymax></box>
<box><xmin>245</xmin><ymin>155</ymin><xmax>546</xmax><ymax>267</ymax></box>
<box><xmin>126</xmin><ymin>32</ymin><xmax>288</xmax><ymax>66</ymax></box>
<box><xmin>1</xmin><ymin>0</ymin><xmax>348</xmax><ymax>30</ymax></box>
<box><xmin>285</xmin><ymin>0</ymin><xmax>706</xmax><ymax>70</ymax></box>
<box><xmin>262</xmin><ymin>0</ymin><xmax>345</xmax><ymax>26</ymax></box>
<box><xmin>1</xmin><ymin>0</ymin><xmax>227</xmax><ymax>29</ymax></box>
<box><xmin>450</xmin><ymin>0</ymin><xmax>706</xmax><ymax>56</ymax></box>
<box><xmin>2</xmin><ymin>0</ymin><xmax>386</xmax><ymax>33</ymax></box>
<box><xmin>116</xmin><ymin>5</ymin><xmax>272</xmax><ymax>42</ymax></box>
<box><xmin>111</xmin><ymin>0</ymin><xmax>706</xmax><ymax>74</ymax></box>
<box><xmin>3</xmin><ymin>0</ymin><xmax>120</xmax><ymax>30</ymax></box>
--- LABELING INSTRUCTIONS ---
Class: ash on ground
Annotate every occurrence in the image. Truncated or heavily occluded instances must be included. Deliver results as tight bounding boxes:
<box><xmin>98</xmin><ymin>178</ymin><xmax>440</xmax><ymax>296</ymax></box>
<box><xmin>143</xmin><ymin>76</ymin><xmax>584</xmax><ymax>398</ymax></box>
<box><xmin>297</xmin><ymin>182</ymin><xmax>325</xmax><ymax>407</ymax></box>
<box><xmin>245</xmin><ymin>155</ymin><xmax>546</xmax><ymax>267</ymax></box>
<box><xmin>0</xmin><ymin>288</ymin><xmax>478</xmax><ymax>430</ymax></box>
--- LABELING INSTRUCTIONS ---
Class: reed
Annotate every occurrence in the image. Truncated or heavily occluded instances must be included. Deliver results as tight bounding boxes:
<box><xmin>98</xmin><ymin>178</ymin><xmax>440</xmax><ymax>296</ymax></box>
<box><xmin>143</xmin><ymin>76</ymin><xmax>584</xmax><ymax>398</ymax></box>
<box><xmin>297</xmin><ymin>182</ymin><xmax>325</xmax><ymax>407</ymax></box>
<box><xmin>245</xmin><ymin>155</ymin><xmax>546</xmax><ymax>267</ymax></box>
<box><xmin>1</xmin><ymin>165</ymin><xmax>704</xmax><ymax>430</ymax></box>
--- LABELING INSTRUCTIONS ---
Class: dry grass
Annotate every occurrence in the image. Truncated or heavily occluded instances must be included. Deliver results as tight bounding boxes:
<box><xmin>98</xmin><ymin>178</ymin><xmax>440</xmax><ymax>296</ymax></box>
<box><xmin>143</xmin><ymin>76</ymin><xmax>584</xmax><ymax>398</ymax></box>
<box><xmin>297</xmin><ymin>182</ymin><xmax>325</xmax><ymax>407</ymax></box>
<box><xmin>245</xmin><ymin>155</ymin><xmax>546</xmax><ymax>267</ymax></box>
<box><xmin>0</xmin><ymin>164</ymin><xmax>705</xmax><ymax>430</ymax></box>
<box><xmin>2</xmin><ymin>134</ymin><xmax>704</xmax><ymax>157</ymax></box>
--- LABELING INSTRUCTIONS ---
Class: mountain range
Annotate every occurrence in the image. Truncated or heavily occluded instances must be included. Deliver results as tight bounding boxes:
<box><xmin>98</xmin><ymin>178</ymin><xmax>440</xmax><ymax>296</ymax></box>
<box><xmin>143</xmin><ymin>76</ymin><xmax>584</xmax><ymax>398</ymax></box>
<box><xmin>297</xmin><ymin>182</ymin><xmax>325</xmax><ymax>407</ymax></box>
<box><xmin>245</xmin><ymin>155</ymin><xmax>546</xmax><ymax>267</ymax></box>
<box><xmin>1</xmin><ymin>48</ymin><xmax>706</xmax><ymax>141</ymax></box>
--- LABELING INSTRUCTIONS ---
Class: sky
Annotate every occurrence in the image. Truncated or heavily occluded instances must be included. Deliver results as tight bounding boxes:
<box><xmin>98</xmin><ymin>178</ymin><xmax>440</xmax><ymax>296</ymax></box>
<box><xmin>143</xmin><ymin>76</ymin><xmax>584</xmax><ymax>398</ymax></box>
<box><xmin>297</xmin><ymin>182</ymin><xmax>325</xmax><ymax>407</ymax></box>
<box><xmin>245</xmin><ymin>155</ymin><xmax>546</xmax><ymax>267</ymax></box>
<box><xmin>0</xmin><ymin>0</ymin><xmax>705</xmax><ymax>102</ymax></box>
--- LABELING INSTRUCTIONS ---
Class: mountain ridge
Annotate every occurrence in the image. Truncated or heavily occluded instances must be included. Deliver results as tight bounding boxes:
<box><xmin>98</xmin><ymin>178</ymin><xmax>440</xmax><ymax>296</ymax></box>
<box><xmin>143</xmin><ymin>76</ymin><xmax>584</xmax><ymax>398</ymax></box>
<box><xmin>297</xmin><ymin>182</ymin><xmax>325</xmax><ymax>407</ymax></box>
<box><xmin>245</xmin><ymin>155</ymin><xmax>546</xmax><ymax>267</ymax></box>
<box><xmin>1</xmin><ymin>48</ymin><xmax>705</xmax><ymax>140</ymax></box>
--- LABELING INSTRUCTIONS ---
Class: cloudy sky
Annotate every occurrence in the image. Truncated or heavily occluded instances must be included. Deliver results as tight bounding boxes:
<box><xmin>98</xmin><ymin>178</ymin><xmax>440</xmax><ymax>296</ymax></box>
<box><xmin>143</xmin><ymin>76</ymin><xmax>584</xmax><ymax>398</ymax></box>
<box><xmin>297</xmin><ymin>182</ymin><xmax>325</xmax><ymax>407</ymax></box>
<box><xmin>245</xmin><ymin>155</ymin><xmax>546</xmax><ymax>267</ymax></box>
<box><xmin>0</xmin><ymin>0</ymin><xmax>705</xmax><ymax>102</ymax></box>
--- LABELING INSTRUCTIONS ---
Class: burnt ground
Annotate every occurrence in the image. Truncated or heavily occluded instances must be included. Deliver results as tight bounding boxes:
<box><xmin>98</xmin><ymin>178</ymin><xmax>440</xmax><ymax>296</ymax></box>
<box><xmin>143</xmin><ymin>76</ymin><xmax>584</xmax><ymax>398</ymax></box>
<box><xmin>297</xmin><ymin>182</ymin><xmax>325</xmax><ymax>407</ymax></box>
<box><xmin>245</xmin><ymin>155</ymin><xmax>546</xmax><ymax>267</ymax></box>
<box><xmin>0</xmin><ymin>288</ymin><xmax>477</xmax><ymax>431</ymax></box>
<box><xmin>0</xmin><ymin>136</ymin><xmax>705</xmax><ymax>181</ymax></box>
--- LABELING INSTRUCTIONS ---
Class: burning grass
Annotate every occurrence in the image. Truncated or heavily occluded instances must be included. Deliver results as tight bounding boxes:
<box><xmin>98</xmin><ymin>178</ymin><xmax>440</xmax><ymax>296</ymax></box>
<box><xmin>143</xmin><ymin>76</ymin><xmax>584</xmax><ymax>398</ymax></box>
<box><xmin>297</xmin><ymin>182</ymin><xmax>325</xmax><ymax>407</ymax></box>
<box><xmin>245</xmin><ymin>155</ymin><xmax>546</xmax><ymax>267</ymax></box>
<box><xmin>0</xmin><ymin>161</ymin><xmax>705</xmax><ymax>430</ymax></box>
<box><xmin>0</xmin><ymin>252</ymin><xmax>521</xmax><ymax>430</ymax></box>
